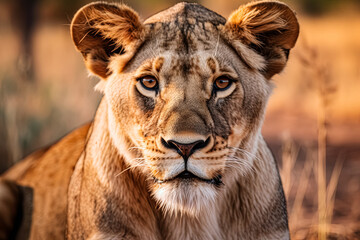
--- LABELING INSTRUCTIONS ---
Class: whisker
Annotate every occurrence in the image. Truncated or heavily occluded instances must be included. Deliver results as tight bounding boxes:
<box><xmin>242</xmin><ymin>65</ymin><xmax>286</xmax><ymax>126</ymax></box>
<box><xmin>114</xmin><ymin>162</ymin><xmax>146</xmax><ymax>178</ymax></box>
<box><xmin>128</xmin><ymin>146</ymin><xmax>146</xmax><ymax>151</ymax></box>
<box><xmin>228</xmin><ymin>147</ymin><xmax>261</xmax><ymax>162</ymax></box>
<box><xmin>225</xmin><ymin>157</ymin><xmax>256</xmax><ymax>174</ymax></box>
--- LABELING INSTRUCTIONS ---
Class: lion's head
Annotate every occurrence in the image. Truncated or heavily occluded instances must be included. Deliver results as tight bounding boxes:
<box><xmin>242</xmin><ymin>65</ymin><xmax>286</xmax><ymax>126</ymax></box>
<box><xmin>71</xmin><ymin>1</ymin><xmax>299</xmax><ymax>215</ymax></box>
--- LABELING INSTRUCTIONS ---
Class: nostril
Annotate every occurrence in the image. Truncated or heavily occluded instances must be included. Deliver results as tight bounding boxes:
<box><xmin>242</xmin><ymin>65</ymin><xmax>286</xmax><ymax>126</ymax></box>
<box><xmin>162</xmin><ymin>137</ymin><xmax>211</xmax><ymax>160</ymax></box>
<box><xmin>193</xmin><ymin>137</ymin><xmax>210</xmax><ymax>152</ymax></box>
<box><xmin>161</xmin><ymin>137</ymin><xmax>171</xmax><ymax>148</ymax></box>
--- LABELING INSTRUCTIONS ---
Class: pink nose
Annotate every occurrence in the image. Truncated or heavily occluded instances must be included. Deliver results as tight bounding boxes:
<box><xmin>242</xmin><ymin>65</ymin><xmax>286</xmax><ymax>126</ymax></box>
<box><xmin>161</xmin><ymin>138</ymin><xmax>210</xmax><ymax>160</ymax></box>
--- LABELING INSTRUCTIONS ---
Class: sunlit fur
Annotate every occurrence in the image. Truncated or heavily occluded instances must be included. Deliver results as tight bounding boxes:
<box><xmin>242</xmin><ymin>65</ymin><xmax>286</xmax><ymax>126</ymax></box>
<box><xmin>152</xmin><ymin>181</ymin><xmax>218</xmax><ymax>216</ymax></box>
<box><xmin>0</xmin><ymin>1</ymin><xmax>299</xmax><ymax>239</ymax></box>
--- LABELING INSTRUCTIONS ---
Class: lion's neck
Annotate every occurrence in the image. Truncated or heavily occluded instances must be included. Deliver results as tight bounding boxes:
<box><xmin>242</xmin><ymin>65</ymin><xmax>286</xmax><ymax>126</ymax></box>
<box><xmin>161</xmin><ymin>208</ymin><xmax>222</xmax><ymax>240</ymax></box>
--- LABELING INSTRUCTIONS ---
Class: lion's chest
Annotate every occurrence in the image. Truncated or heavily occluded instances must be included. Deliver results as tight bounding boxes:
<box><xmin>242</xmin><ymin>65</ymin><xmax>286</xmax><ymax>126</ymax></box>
<box><xmin>160</xmin><ymin>211</ymin><xmax>223</xmax><ymax>240</ymax></box>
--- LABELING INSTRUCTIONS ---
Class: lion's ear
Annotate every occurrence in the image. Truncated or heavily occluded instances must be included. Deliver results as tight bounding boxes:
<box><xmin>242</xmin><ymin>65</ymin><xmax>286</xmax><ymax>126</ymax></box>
<box><xmin>223</xmin><ymin>1</ymin><xmax>299</xmax><ymax>79</ymax></box>
<box><xmin>71</xmin><ymin>2</ymin><xmax>145</xmax><ymax>79</ymax></box>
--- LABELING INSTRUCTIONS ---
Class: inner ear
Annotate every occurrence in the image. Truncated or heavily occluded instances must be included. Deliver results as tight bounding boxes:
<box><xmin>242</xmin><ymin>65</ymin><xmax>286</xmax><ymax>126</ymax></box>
<box><xmin>71</xmin><ymin>2</ymin><xmax>145</xmax><ymax>79</ymax></box>
<box><xmin>97</xmin><ymin>35</ymin><xmax>126</xmax><ymax>58</ymax></box>
<box><xmin>78</xmin><ymin>30</ymin><xmax>126</xmax><ymax>79</ymax></box>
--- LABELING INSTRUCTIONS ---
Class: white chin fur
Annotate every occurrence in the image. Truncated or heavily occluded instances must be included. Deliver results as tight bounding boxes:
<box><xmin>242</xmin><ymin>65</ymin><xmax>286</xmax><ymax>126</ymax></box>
<box><xmin>152</xmin><ymin>181</ymin><xmax>218</xmax><ymax>216</ymax></box>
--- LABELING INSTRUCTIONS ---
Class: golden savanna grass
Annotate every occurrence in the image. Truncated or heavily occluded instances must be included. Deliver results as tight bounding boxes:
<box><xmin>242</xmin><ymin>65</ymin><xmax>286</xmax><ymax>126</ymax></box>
<box><xmin>0</xmin><ymin>3</ymin><xmax>359</xmax><ymax>239</ymax></box>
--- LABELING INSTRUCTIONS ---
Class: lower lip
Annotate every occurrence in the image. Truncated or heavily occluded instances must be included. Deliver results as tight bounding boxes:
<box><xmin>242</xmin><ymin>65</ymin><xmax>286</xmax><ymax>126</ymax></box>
<box><xmin>154</xmin><ymin>174</ymin><xmax>223</xmax><ymax>187</ymax></box>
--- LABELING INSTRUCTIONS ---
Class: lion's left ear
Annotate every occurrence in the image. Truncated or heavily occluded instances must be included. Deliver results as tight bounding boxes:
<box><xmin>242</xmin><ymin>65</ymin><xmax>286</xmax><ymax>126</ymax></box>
<box><xmin>223</xmin><ymin>1</ymin><xmax>299</xmax><ymax>79</ymax></box>
<box><xmin>71</xmin><ymin>2</ymin><xmax>145</xmax><ymax>79</ymax></box>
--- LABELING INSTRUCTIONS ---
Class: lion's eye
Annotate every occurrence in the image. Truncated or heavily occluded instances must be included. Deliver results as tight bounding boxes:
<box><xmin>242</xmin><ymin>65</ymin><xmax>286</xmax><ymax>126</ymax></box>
<box><xmin>139</xmin><ymin>76</ymin><xmax>158</xmax><ymax>90</ymax></box>
<box><xmin>214</xmin><ymin>77</ymin><xmax>232</xmax><ymax>91</ymax></box>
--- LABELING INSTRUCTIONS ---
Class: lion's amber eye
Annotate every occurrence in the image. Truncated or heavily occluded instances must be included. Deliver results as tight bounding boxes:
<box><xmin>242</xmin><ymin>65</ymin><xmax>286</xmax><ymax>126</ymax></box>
<box><xmin>214</xmin><ymin>77</ymin><xmax>232</xmax><ymax>91</ymax></box>
<box><xmin>139</xmin><ymin>76</ymin><xmax>158</xmax><ymax>90</ymax></box>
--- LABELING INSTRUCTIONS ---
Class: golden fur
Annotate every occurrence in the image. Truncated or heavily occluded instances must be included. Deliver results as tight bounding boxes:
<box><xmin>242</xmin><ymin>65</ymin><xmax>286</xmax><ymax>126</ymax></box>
<box><xmin>0</xmin><ymin>124</ymin><xmax>91</xmax><ymax>239</ymax></box>
<box><xmin>0</xmin><ymin>1</ymin><xmax>299</xmax><ymax>239</ymax></box>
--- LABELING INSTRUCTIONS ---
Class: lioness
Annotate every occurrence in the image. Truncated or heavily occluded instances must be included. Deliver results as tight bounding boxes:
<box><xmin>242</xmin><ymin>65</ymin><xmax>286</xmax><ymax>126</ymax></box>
<box><xmin>0</xmin><ymin>1</ymin><xmax>299</xmax><ymax>239</ymax></box>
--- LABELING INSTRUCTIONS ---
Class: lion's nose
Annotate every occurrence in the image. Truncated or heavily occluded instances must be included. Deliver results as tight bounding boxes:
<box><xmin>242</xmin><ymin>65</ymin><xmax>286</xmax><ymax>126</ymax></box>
<box><xmin>161</xmin><ymin>137</ymin><xmax>210</xmax><ymax>160</ymax></box>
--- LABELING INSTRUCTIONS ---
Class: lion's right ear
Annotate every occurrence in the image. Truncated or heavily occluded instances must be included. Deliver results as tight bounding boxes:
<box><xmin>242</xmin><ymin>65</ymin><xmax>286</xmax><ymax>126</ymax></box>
<box><xmin>71</xmin><ymin>2</ymin><xmax>145</xmax><ymax>79</ymax></box>
<box><xmin>222</xmin><ymin>1</ymin><xmax>299</xmax><ymax>79</ymax></box>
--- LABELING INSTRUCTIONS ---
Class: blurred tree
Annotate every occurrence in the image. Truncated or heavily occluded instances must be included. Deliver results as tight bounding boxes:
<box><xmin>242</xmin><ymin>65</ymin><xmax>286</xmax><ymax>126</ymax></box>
<box><xmin>300</xmin><ymin>0</ymin><xmax>342</xmax><ymax>15</ymax></box>
<box><xmin>10</xmin><ymin>0</ymin><xmax>38</xmax><ymax>81</ymax></box>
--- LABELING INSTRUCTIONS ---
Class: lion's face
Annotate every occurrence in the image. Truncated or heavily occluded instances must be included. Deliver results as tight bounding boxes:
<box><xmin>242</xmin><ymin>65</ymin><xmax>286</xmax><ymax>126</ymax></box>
<box><xmin>105</xmin><ymin>25</ymin><xmax>271</xmax><ymax>215</ymax></box>
<box><xmin>71</xmin><ymin>2</ymin><xmax>299</xmax><ymax>215</ymax></box>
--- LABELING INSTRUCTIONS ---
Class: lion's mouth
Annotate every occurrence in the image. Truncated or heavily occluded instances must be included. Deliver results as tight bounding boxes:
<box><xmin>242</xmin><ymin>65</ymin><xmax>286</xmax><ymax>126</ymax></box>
<box><xmin>154</xmin><ymin>170</ymin><xmax>223</xmax><ymax>187</ymax></box>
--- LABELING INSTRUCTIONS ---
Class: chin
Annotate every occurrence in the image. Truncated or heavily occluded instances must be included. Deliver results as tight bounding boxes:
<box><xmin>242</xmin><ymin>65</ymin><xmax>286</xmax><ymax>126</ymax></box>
<box><xmin>152</xmin><ymin>179</ymin><xmax>219</xmax><ymax>216</ymax></box>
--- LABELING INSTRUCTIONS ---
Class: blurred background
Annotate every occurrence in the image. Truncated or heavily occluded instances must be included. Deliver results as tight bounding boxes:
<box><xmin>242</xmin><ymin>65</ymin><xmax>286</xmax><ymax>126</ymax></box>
<box><xmin>0</xmin><ymin>0</ymin><xmax>359</xmax><ymax>239</ymax></box>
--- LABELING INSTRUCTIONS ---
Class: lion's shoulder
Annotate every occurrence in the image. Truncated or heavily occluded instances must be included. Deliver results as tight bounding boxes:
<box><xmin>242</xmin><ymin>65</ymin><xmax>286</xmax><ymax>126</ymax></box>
<box><xmin>0</xmin><ymin>122</ymin><xmax>91</xmax><ymax>239</ymax></box>
<box><xmin>3</xmin><ymin>122</ymin><xmax>91</xmax><ymax>182</ymax></box>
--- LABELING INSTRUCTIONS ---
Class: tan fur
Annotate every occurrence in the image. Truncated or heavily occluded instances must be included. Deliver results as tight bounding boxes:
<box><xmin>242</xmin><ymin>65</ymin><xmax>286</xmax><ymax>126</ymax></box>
<box><xmin>223</xmin><ymin>0</ymin><xmax>299</xmax><ymax>78</ymax></box>
<box><xmin>0</xmin><ymin>124</ymin><xmax>91</xmax><ymax>239</ymax></box>
<box><xmin>71</xmin><ymin>2</ymin><xmax>146</xmax><ymax>78</ymax></box>
<box><xmin>0</xmin><ymin>1</ymin><xmax>299</xmax><ymax>239</ymax></box>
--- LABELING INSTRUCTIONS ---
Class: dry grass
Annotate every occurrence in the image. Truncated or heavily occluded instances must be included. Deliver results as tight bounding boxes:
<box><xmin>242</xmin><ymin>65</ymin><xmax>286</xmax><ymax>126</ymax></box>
<box><xmin>279</xmin><ymin>42</ymin><xmax>347</xmax><ymax>238</ymax></box>
<box><xmin>280</xmin><ymin>139</ymin><xmax>352</xmax><ymax>239</ymax></box>
<box><xmin>276</xmin><ymin>16</ymin><xmax>360</xmax><ymax>238</ymax></box>
<box><xmin>0</xmin><ymin>6</ymin><xmax>359</xmax><ymax>239</ymax></box>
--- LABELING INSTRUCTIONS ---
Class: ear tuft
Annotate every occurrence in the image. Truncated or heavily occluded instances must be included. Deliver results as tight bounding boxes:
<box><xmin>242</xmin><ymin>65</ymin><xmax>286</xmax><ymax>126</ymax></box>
<box><xmin>71</xmin><ymin>2</ymin><xmax>145</xmax><ymax>79</ymax></box>
<box><xmin>224</xmin><ymin>1</ymin><xmax>299</xmax><ymax>79</ymax></box>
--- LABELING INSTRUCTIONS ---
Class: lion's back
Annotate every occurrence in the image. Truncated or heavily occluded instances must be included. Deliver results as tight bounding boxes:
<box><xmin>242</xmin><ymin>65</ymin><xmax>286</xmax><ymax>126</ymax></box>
<box><xmin>1</xmin><ymin>123</ymin><xmax>91</xmax><ymax>240</ymax></box>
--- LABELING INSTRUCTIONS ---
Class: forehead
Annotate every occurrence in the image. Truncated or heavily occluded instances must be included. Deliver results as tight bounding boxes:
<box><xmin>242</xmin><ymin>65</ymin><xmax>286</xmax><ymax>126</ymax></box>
<box><xmin>144</xmin><ymin>2</ymin><xmax>225</xmax><ymax>53</ymax></box>
<box><xmin>123</xmin><ymin>3</ymin><xmax>244</xmax><ymax>75</ymax></box>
